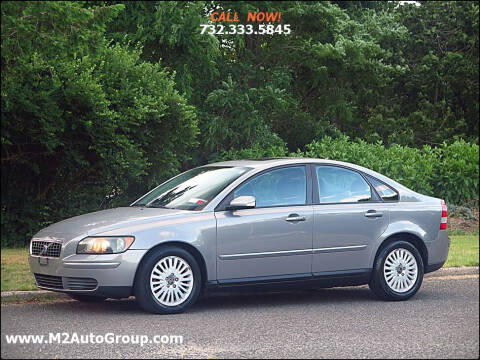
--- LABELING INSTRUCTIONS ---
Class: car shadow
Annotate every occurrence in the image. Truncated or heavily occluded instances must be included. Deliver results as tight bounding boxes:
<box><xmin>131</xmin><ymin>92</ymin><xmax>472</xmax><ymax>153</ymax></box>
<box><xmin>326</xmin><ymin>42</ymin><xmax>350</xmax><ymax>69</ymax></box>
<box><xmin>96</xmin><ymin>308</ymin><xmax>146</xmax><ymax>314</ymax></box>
<box><xmin>192</xmin><ymin>286</ymin><xmax>376</xmax><ymax>312</ymax></box>
<box><xmin>28</xmin><ymin>284</ymin><xmax>440</xmax><ymax>316</ymax></box>
<box><xmin>32</xmin><ymin>285</ymin><xmax>389</xmax><ymax>315</ymax></box>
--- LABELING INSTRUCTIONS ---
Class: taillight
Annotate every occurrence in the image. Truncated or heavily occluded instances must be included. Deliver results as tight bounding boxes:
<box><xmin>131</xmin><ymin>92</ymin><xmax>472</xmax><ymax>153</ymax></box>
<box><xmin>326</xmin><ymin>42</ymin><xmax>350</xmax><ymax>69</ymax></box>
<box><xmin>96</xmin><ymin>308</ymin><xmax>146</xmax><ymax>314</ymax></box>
<box><xmin>440</xmin><ymin>200</ymin><xmax>447</xmax><ymax>230</ymax></box>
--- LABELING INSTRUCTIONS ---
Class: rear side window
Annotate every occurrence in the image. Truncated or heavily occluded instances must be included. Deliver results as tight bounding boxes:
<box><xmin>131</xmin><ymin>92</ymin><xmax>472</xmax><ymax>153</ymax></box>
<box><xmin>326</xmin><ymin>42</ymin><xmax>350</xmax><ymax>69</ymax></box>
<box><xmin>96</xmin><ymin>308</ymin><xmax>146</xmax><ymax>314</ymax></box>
<box><xmin>367</xmin><ymin>176</ymin><xmax>399</xmax><ymax>201</ymax></box>
<box><xmin>316</xmin><ymin>166</ymin><xmax>371</xmax><ymax>203</ymax></box>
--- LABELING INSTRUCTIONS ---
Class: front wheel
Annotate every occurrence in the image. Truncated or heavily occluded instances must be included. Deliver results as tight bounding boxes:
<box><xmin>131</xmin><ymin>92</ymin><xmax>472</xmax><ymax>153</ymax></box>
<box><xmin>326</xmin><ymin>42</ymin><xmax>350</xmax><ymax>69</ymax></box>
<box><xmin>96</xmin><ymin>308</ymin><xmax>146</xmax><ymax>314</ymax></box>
<box><xmin>134</xmin><ymin>246</ymin><xmax>201</xmax><ymax>314</ymax></box>
<box><xmin>369</xmin><ymin>241</ymin><xmax>424</xmax><ymax>301</ymax></box>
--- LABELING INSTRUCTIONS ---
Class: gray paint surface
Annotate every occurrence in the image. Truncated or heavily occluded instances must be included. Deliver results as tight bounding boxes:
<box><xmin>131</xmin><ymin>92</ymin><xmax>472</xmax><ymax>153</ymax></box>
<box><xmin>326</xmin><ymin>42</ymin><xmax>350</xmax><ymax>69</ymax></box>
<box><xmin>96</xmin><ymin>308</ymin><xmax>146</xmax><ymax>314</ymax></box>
<box><xmin>29</xmin><ymin>158</ymin><xmax>450</xmax><ymax>294</ymax></box>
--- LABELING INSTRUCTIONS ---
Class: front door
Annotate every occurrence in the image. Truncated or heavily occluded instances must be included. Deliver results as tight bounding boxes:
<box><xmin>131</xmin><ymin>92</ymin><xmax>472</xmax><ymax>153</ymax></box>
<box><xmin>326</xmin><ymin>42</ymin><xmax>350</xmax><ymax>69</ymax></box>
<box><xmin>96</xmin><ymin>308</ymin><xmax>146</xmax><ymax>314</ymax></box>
<box><xmin>215</xmin><ymin>165</ymin><xmax>313</xmax><ymax>282</ymax></box>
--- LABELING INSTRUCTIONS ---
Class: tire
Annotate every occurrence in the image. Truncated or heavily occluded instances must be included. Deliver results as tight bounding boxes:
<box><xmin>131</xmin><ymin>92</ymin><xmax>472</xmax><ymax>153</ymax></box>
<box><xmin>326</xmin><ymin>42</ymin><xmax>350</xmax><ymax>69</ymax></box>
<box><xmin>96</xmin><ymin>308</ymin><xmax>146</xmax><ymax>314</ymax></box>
<box><xmin>68</xmin><ymin>294</ymin><xmax>107</xmax><ymax>302</ymax></box>
<box><xmin>134</xmin><ymin>246</ymin><xmax>201</xmax><ymax>314</ymax></box>
<box><xmin>369</xmin><ymin>240</ymin><xmax>424</xmax><ymax>301</ymax></box>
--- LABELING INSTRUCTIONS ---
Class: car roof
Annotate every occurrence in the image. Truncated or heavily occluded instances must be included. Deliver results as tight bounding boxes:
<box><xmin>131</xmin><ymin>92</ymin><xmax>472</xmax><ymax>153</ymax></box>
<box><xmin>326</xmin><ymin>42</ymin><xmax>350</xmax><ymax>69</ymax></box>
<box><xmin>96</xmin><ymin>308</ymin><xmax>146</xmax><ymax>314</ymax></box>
<box><xmin>206</xmin><ymin>157</ymin><xmax>359</xmax><ymax>169</ymax></box>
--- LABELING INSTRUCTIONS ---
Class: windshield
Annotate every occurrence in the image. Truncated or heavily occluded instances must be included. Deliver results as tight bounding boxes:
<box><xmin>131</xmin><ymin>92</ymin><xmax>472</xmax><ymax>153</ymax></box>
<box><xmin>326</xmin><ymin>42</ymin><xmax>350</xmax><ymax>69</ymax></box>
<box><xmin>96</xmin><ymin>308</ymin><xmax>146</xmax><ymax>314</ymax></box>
<box><xmin>132</xmin><ymin>166</ymin><xmax>250</xmax><ymax>210</ymax></box>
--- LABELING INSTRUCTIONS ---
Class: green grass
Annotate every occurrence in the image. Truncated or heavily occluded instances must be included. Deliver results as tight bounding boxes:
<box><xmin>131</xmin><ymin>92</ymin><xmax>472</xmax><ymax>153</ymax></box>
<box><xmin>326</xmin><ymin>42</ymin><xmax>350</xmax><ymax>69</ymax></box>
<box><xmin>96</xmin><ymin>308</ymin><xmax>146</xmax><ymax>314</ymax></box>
<box><xmin>1</xmin><ymin>233</ymin><xmax>478</xmax><ymax>292</ymax></box>
<box><xmin>1</xmin><ymin>248</ymin><xmax>36</xmax><ymax>292</ymax></box>
<box><xmin>444</xmin><ymin>234</ymin><xmax>479</xmax><ymax>267</ymax></box>
<box><xmin>447</xmin><ymin>228</ymin><xmax>479</xmax><ymax>236</ymax></box>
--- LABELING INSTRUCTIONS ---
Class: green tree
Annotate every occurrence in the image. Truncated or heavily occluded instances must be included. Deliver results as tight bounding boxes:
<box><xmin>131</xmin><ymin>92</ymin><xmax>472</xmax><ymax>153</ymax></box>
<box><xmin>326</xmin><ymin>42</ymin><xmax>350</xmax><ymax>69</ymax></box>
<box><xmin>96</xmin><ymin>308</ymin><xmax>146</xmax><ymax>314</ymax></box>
<box><xmin>1</xmin><ymin>1</ymin><xmax>197</xmax><ymax>246</ymax></box>
<box><xmin>393</xmin><ymin>1</ymin><xmax>479</xmax><ymax>146</ymax></box>
<box><xmin>104</xmin><ymin>1</ymin><xmax>221</xmax><ymax>104</ymax></box>
<box><xmin>102</xmin><ymin>1</ymin><xmax>479</xmax><ymax>151</ymax></box>
<box><xmin>2</xmin><ymin>1</ymin><xmax>479</xmax><ymax>247</ymax></box>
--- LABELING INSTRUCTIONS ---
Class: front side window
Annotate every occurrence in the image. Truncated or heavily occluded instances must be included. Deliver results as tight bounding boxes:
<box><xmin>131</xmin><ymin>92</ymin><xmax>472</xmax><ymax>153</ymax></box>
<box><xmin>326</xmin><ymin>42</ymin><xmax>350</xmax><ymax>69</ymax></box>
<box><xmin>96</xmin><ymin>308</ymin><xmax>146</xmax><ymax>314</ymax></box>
<box><xmin>367</xmin><ymin>176</ymin><xmax>399</xmax><ymax>201</ymax></box>
<box><xmin>132</xmin><ymin>166</ymin><xmax>250</xmax><ymax>210</ymax></box>
<box><xmin>234</xmin><ymin>166</ymin><xmax>307</xmax><ymax>208</ymax></box>
<box><xmin>316</xmin><ymin>166</ymin><xmax>371</xmax><ymax>203</ymax></box>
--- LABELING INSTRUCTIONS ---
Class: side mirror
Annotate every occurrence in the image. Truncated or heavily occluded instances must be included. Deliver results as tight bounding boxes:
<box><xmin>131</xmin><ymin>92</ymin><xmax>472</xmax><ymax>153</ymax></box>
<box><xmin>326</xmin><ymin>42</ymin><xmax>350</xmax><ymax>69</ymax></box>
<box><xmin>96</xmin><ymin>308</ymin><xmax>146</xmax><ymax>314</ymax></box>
<box><xmin>227</xmin><ymin>196</ymin><xmax>256</xmax><ymax>210</ymax></box>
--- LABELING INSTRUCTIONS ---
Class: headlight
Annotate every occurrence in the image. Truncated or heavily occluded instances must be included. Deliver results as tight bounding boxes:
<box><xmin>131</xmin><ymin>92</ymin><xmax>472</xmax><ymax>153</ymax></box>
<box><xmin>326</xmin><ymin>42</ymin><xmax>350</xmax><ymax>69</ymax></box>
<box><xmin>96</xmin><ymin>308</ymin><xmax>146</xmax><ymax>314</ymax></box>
<box><xmin>76</xmin><ymin>236</ymin><xmax>135</xmax><ymax>254</ymax></box>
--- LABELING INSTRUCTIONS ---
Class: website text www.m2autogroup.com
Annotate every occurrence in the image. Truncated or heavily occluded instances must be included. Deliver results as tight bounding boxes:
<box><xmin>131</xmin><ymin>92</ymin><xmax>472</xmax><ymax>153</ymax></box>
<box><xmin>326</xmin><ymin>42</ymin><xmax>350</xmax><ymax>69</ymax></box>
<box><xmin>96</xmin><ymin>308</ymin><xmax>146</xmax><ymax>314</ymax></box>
<box><xmin>4</xmin><ymin>332</ymin><xmax>183</xmax><ymax>347</ymax></box>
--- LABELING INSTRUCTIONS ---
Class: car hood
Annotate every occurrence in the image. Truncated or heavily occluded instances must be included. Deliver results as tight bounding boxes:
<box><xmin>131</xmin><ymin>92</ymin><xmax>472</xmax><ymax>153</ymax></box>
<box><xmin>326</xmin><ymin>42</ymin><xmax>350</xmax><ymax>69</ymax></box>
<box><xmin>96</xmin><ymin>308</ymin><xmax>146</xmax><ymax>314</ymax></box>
<box><xmin>33</xmin><ymin>207</ymin><xmax>190</xmax><ymax>242</ymax></box>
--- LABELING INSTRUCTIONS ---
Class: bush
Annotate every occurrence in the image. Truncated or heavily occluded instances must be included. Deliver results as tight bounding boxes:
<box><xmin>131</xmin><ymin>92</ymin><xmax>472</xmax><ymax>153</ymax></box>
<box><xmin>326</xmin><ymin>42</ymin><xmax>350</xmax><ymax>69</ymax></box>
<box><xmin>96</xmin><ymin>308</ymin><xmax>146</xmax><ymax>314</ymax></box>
<box><xmin>448</xmin><ymin>205</ymin><xmax>478</xmax><ymax>221</ymax></box>
<box><xmin>431</xmin><ymin>140</ymin><xmax>479</xmax><ymax>206</ymax></box>
<box><xmin>303</xmin><ymin>137</ymin><xmax>478</xmax><ymax>205</ymax></box>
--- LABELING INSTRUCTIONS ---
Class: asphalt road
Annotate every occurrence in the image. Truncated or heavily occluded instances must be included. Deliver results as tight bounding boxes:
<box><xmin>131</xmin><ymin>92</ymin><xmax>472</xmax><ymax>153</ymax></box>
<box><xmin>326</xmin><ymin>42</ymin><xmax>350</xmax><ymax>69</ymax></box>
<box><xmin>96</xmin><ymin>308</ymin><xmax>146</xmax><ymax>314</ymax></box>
<box><xmin>1</xmin><ymin>275</ymin><xmax>478</xmax><ymax>359</ymax></box>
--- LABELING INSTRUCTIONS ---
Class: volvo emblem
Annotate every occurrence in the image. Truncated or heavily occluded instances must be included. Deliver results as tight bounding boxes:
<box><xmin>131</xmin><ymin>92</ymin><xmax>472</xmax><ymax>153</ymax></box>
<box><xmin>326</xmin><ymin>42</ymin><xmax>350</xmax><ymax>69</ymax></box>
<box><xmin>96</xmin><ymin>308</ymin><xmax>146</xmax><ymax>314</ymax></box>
<box><xmin>39</xmin><ymin>243</ymin><xmax>50</xmax><ymax>256</ymax></box>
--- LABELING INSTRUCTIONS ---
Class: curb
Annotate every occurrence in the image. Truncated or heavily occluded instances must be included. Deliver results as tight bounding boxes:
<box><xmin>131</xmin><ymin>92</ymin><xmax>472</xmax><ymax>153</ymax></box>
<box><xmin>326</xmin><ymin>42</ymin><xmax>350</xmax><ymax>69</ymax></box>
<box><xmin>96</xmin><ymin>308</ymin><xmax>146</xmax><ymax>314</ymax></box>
<box><xmin>1</xmin><ymin>266</ymin><xmax>478</xmax><ymax>303</ymax></box>
<box><xmin>424</xmin><ymin>266</ymin><xmax>478</xmax><ymax>278</ymax></box>
<box><xmin>1</xmin><ymin>290</ymin><xmax>69</xmax><ymax>303</ymax></box>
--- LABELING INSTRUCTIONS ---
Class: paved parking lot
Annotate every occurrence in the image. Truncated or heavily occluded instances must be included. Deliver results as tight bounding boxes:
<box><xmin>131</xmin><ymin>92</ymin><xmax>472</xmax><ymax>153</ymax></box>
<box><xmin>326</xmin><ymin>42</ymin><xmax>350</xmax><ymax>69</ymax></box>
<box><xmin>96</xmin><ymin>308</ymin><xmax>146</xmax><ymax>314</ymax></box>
<box><xmin>1</xmin><ymin>274</ymin><xmax>478</xmax><ymax>359</ymax></box>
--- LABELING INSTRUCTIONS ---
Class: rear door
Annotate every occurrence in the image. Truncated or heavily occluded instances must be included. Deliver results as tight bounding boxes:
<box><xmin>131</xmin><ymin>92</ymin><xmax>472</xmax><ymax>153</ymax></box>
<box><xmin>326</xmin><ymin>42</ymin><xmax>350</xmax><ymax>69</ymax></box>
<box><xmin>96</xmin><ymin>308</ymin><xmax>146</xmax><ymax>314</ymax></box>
<box><xmin>312</xmin><ymin>165</ymin><xmax>389</xmax><ymax>274</ymax></box>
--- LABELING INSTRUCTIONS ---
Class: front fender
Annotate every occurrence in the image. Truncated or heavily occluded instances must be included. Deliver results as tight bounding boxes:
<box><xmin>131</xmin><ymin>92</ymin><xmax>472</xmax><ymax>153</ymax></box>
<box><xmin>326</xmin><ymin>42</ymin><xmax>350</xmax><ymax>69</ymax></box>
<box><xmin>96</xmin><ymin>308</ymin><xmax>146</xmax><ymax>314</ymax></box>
<box><xmin>96</xmin><ymin>212</ymin><xmax>217</xmax><ymax>281</ymax></box>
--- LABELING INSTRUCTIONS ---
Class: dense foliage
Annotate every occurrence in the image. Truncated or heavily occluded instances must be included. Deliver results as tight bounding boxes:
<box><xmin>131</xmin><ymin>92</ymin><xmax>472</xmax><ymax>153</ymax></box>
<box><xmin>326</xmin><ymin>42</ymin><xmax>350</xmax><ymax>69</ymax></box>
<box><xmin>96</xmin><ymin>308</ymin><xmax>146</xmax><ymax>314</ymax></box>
<box><xmin>1</xmin><ymin>2</ymin><xmax>197</xmax><ymax>246</ymax></box>
<box><xmin>1</xmin><ymin>1</ymin><xmax>478</xmax><ymax>246</ymax></box>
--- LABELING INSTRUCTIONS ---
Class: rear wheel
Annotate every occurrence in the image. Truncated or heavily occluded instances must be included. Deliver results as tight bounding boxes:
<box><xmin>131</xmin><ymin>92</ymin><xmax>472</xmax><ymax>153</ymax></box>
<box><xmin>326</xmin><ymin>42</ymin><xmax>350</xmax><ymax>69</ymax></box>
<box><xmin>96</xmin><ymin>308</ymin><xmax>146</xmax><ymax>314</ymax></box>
<box><xmin>134</xmin><ymin>246</ymin><xmax>201</xmax><ymax>314</ymax></box>
<box><xmin>68</xmin><ymin>294</ymin><xmax>106</xmax><ymax>302</ymax></box>
<box><xmin>369</xmin><ymin>241</ymin><xmax>424</xmax><ymax>301</ymax></box>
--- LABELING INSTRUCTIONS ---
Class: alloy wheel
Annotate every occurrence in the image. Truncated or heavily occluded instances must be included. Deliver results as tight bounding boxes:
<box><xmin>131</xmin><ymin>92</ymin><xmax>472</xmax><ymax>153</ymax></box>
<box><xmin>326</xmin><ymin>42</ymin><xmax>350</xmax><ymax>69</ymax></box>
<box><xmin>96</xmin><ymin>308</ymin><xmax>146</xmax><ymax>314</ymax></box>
<box><xmin>383</xmin><ymin>248</ymin><xmax>418</xmax><ymax>293</ymax></box>
<box><xmin>150</xmin><ymin>256</ymin><xmax>194</xmax><ymax>306</ymax></box>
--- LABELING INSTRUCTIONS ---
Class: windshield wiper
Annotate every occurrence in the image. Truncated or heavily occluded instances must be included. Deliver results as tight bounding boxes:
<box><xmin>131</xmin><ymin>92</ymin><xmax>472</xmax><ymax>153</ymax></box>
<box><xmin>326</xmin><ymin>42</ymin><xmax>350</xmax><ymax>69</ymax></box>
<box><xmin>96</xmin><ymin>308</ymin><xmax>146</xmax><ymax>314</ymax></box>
<box><xmin>139</xmin><ymin>203</ymin><xmax>170</xmax><ymax>209</ymax></box>
<box><xmin>131</xmin><ymin>201</ymin><xmax>171</xmax><ymax>209</ymax></box>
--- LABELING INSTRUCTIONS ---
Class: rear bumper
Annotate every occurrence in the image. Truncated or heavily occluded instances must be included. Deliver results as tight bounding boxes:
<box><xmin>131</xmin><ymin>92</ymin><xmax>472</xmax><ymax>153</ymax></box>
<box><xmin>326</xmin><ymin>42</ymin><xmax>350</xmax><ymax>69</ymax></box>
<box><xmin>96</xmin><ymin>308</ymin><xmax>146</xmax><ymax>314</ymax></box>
<box><xmin>29</xmin><ymin>249</ymin><xmax>148</xmax><ymax>298</ymax></box>
<box><xmin>425</xmin><ymin>230</ymin><xmax>450</xmax><ymax>274</ymax></box>
<box><xmin>425</xmin><ymin>261</ymin><xmax>446</xmax><ymax>273</ymax></box>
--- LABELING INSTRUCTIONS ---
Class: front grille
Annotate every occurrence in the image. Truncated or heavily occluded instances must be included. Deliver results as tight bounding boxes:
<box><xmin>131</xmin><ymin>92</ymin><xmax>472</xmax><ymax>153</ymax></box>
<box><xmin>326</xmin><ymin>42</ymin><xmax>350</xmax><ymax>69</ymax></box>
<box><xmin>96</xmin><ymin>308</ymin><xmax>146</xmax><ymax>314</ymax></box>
<box><xmin>64</xmin><ymin>277</ymin><xmax>98</xmax><ymax>290</ymax></box>
<box><xmin>31</xmin><ymin>241</ymin><xmax>62</xmax><ymax>257</ymax></box>
<box><xmin>34</xmin><ymin>274</ymin><xmax>63</xmax><ymax>289</ymax></box>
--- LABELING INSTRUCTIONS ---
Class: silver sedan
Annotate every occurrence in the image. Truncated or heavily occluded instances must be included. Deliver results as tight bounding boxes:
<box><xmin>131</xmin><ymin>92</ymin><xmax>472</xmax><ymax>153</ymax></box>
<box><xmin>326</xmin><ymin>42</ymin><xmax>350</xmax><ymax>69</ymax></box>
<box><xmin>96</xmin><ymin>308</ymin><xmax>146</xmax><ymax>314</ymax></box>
<box><xmin>29</xmin><ymin>158</ymin><xmax>450</xmax><ymax>314</ymax></box>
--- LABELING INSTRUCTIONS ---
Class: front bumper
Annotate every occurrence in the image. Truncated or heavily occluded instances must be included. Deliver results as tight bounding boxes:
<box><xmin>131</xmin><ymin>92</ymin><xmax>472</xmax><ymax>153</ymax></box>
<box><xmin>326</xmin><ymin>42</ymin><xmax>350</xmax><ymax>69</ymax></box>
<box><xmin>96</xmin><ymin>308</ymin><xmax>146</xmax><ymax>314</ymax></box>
<box><xmin>424</xmin><ymin>230</ymin><xmax>450</xmax><ymax>274</ymax></box>
<box><xmin>29</xmin><ymin>249</ymin><xmax>148</xmax><ymax>298</ymax></box>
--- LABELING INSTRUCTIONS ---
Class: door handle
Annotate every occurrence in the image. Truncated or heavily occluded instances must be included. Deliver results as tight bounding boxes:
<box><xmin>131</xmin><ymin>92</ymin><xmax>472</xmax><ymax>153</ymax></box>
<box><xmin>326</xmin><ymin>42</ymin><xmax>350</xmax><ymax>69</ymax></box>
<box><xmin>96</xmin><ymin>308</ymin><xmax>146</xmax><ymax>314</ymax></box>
<box><xmin>364</xmin><ymin>210</ymin><xmax>383</xmax><ymax>218</ymax></box>
<box><xmin>286</xmin><ymin>214</ymin><xmax>306</xmax><ymax>222</ymax></box>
